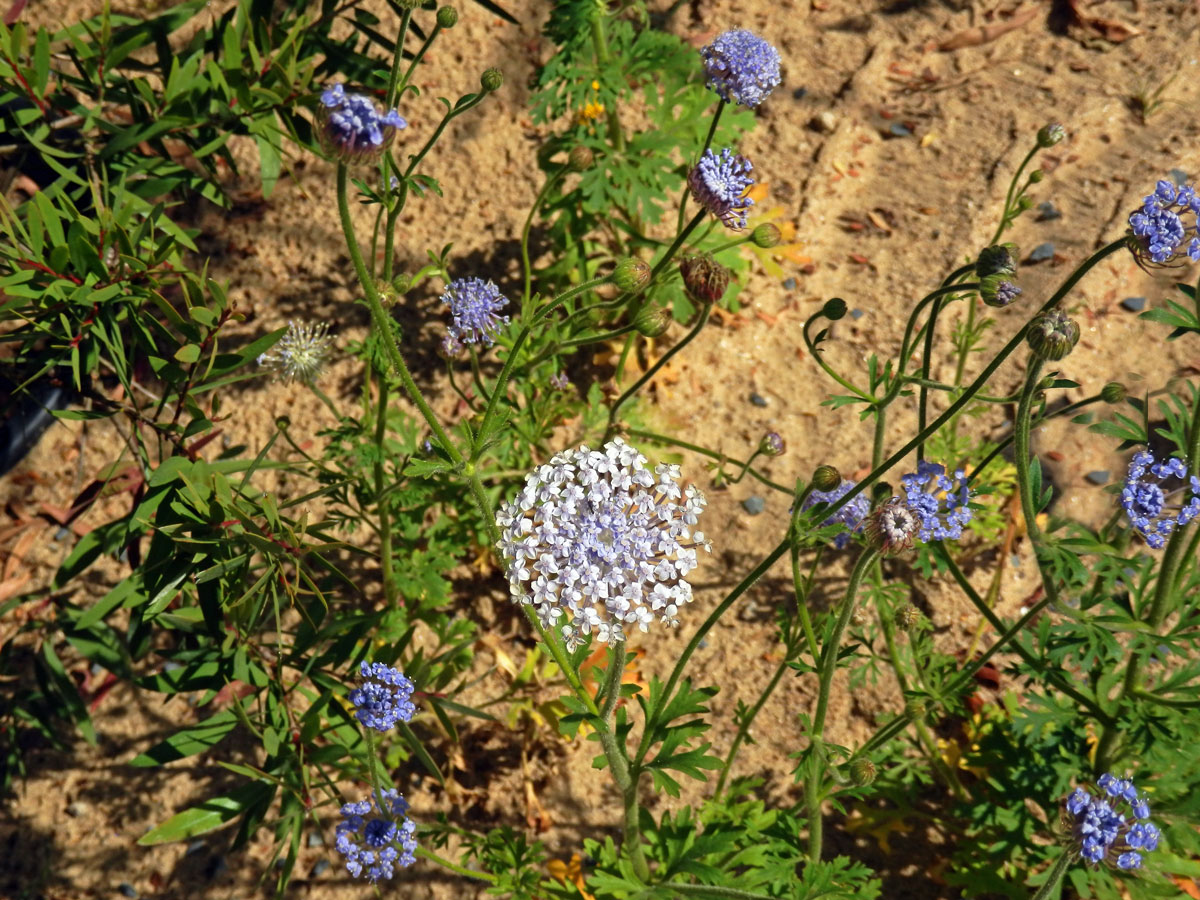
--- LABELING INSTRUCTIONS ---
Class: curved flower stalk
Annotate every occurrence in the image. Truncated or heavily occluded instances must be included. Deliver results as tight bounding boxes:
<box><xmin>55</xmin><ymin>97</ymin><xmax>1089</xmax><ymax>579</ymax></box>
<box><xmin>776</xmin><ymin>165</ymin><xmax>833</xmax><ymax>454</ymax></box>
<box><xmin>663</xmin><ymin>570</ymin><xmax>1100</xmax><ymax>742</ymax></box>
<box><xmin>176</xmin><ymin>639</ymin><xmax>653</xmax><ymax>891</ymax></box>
<box><xmin>496</xmin><ymin>438</ymin><xmax>710</xmax><ymax>651</ymax></box>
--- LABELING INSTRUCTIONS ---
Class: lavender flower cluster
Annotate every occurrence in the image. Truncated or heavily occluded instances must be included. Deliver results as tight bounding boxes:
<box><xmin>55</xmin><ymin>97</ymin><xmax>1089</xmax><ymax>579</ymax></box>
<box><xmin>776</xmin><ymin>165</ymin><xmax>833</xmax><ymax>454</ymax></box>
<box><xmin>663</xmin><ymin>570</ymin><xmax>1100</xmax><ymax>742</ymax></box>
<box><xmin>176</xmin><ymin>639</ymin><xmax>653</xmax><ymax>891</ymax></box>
<box><xmin>688</xmin><ymin>147</ymin><xmax>756</xmax><ymax>231</ymax></box>
<box><xmin>1064</xmin><ymin>774</ymin><xmax>1160</xmax><ymax>870</ymax></box>
<box><xmin>336</xmin><ymin>789</ymin><xmax>418</xmax><ymax>882</ymax></box>
<box><xmin>900</xmin><ymin>461</ymin><xmax>973</xmax><ymax>542</ymax></box>
<box><xmin>441</xmin><ymin>277</ymin><xmax>511</xmax><ymax>347</ymax></box>
<box><xmin>349</xmin><ymin>660</ymin><xmax>417</xmax><ymax>732</ymax></box>
<box><xmin>700</xmin><ymin>29</ymin><xmax>782</xmax><ymax>109</ymax></box>
<box><xmin>496</xmin><ymin>438</ymin><xmax>709</xmax><ymax>651</ymax></box>
<box><xmin>1121</xmin><ymin>450</ymin><xmax>1200</xmax><ymax>549</ymax></box>
<box><xmin>801</xmin><ymin>480</ymin><xmax>870</xmax><ymax>549</ymax></box>
<box><xmin>320</xmin><ymin>83</ymin><xmax>406</xmax><ymax>161</ymax></box>
<box><xmin>1128</xmin><ymin>178</ymin><xmax>1200</xmax><ymax>266</ymax></box>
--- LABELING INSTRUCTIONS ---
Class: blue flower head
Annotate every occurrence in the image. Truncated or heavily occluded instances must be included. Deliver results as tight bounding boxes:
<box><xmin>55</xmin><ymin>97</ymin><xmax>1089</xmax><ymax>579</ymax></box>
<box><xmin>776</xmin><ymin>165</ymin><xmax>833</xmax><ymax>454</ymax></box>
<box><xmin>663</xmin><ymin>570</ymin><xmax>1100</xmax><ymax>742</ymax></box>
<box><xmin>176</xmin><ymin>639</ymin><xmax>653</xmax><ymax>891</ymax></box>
<box><xmin>1063</xmin><ymin>773</ymin><xmax>1159</xmax><ymax>871</ymax></box>
<box><xmin>349</xmin><ymin>661</ymin><xmax>416</xmax><ymax>732</ymax></box>
<box><xmin>801</xmin><ymin>479</ymin><xmax>870</xmax><ymax>549</ymax></box>
<box><xmin>701</xmin><ymin>29</ymin><xmax>782</xmax><ymax>109</ymax></box>
<box><xmin>1128</xmin><ymin>177</ymin><xmax>1200</xmax><ymax>267</ymax></box>
<box><xmin>899</xmin><ymin>460</ymin><xmax>973</xmax><ymax>542</ymax></box>
<box><xmin>688</xmin><ymin>148</ymin><xmax>755</xmax><ymax>230</ymax></box>
<box><xmin>1121</xmin><ymin>450</ymin><xmax>1200</xmax><ymax>549</ymax></box>
<box><xmin>320</xmin><ymin>83</ymin><xmax>407</xmax><ymax>163</ymax></box>
<box><xmin>441</xmin><ymin>277</ymin><xmax>511</xmax><ymax>346</ymax></box>
<box><xmin>335</xmin><ymin>788</ymin><xmax>417</xmax><ymax>882</ymax></box>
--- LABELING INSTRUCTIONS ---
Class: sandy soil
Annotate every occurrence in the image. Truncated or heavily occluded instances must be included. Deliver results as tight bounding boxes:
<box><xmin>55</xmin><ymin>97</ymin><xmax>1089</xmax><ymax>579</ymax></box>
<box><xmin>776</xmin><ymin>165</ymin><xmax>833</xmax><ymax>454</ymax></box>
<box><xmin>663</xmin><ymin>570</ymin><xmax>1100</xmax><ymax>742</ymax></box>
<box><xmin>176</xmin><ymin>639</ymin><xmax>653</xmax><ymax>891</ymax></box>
<box><xmin>3</xmin><ymin>1</ymin><xmax>1200</xmax><ymax>898</ymax></box>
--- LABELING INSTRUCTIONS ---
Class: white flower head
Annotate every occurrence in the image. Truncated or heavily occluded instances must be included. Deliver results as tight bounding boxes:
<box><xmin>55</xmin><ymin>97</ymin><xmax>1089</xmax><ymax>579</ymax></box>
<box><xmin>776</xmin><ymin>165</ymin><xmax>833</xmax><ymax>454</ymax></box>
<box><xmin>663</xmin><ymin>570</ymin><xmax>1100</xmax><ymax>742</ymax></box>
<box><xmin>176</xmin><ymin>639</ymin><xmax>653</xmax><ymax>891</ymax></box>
<box><xmin>257</xmin><ymin>320</ymin><xmax>334</xmax><ymax>384</ymax></box>
<box><xmin>496</xmin><ymin>438</ymin><xmax>709</xmax><ymax>651</ymax></box>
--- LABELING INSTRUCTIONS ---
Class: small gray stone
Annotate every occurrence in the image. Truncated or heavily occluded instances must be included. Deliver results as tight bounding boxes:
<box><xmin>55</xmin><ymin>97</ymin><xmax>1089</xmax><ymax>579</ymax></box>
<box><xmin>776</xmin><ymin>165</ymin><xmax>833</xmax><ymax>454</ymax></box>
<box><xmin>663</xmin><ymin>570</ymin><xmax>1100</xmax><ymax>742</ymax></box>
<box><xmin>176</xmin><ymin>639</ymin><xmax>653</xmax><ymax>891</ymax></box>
<box><xmin>1085</xmin><ymin>470</ymin><xmax>1110</xmax><ymax>485</ymax></box>
<box><xmin>1036</xmin><ymin>201</ymin><xmax>1061</xmax><ymax>221</ymax></box>
<box><xmin>749</xmin><ymin>392</ymin><xmax>769</xmax><ymax>407</ymax></box>
<box><xmin>67</xmin><ymin>800</ymin><xmax>90</xmax><ymax>818</ymax></box>
<box><xmin>792</xmin><ymin>87</ymin><xmax>808</xmax><ymax>100</ymax></box>
<box><xmin>813</xmin><ymin>110</ymin><xmax>837</xmax><ymax>134</ymax></box>
<box><xmin>888</xmin><ymin>122</ymin><xmax>912</xmax><ymax>137</ymax></box>
<box><xmin>698</xmin><ymin>639</ymin><xmax>708</xmax><ymax>650</ymax></box>
<box><xmin>1029</xmin><ymin>243</ymin><xmax>1055</xmax><ymax>262</ymax></box>
<box><xmin>307</xmin><ymin>832</ymin><xmax>324</xmax><ymax>848</ymax></box>
<box><xmin>1120</xmin><ymin>296</ymin><xmax>1146</xmax><ymax>312</ymax></box>
<box><xmin>117</xmin><ymin>884</ymin><xmax>138</xmax><ymax>899</ymax></box>
<box><xmin>311</xmin><ymin>859</ymin><xmax>331</xmax><ymax>877</ymax></box>
<box><xmin>54</xmin><ymin>527</ymin><xmax>70</xmax><ymax>541</ymax></box>
<box><xmin>742</xmin><ymin>496</ymin><xmax>766</xmax><ymax>516</ymax></box>
<box><xmin>1169</xmin><ymin>168</ymin><xmax>1189</xmax><ymax>186</ymax></box>
<box><xmin>850</xmin><ymin>308</ymin><xmax>865</xmax><ymax>320</ymax></box>
<box><xmin>783</xmin><ymin>277</ymin><xmax>797</xmax><ymax>290</ymax></box>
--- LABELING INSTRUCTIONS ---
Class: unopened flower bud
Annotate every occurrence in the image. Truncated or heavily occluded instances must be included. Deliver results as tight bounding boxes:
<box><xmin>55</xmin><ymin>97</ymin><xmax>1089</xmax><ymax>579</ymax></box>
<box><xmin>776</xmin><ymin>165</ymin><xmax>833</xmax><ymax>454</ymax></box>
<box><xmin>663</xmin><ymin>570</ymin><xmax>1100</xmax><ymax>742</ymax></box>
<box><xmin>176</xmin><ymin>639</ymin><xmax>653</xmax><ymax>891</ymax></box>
<box><xmin>393</xmin><ymin>272</ymin><xmax>412</xmax><ymax>295</ymax></box>
<box><xmin>905</xmin><ymin>698</ymin><xmax>927</xmax><ymax>720</ymax></box>
<box><xmin>1027</xmin><ymin>309</ymin><xmax>1080</xmax><ymax>361</ymax></box>
<box><xmin>894</xmin><ymin>603</ymin><xmax>922</xmax><ymax>631</ymax></box>
<box><xmin>1016</xmin><ymin>195</ymin><xmax>1034</xmax><ymax>212</ymax></box>
<box><xmin>568</xmin><ymin>145</ymin><xmax>594</xmax><ymax>172</ymax></box>
<box><xmin>822</xmin><ymin>297</ymin><xmax>848</xmax><ymax>320</ymax></box>
<box><xmin>980</xmin><ymin>275</ymin><xmax>1022</xmax><ymax>309</ymax></box>
<box><xmin>976</xmin><ymin>243</ymin><xmax>1019</xmax><ymax>280</ymax></box>
<box><xmin>751</xmin><ymin>223</ymin><xmax>781</xmax><ymax>248</ymax></box>
<box><xmin>679</xmin><ymin>254</ymin><xmax>730</xmax><ymax>306</ymax></box>
<box><xmin>633</xmin><ymin>302</ymin><xmax>671</xmax><ymax>337</ymax></box>
<box><xmin>1101</xmin><ymin>381</ymin><xmax>1127</xmax><ymax>404</ymax></box>
<box><xmin>613</xmin><ymin>257</ymin><xmax>652</xmax><ymax>293</ymax></box>
<box><xmin>848</xmin><ymin>757</ymin><xmax>876</xmax><ymax>786</ymax></box>
<box><xmin>436</xmin><ymin>5</ymin><xmax>458</xmax><ymax>27</ymax></box>
<box><xmin>811</xmin><ymin>465</ymin><xmax>841</xmax><ymax>492</ymax></box>
<box><xmin>759</xmin><ymin>432</ymin><xmax>785</xmax><ymax>457</ymax></box>
<box><xmin>1037</xmin><ymin>123</ymin><xmax>1066</xmax><ymax>148</ymax></box>
<box><xmin>275</xmin><ymin>415</ymin><xmax>291</xmax><ymax>430</ymax></box>
<box><xmin>481</xmin><ymin>68</ymin><xmax>503</xmax><ymax>92</ymax></box>
<box><xmin>1029</xmin><ymin>169</ymin><xmax>1044</xmax><ymax>184</ymax></box>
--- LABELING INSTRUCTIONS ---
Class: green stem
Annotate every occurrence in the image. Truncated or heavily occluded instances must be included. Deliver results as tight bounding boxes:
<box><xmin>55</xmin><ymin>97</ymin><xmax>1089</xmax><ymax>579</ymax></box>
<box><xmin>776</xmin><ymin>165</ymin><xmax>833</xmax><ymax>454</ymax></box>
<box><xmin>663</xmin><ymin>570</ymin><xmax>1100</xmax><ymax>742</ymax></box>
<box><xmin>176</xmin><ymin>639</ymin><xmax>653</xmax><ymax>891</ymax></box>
<box><xmin>373</xmin><ymin>373</ymin><xmax>397</xmax><ymax>607</ymax></box>
<box><xmin>601</xmin><ymin>641</ymin><xmax>626</xmax><ymax>723</ymax></box>
<box><xmin>415</xmin><ymin>846</ymin><xmax>499</xmax><ymax>883</ymax></box>
<box><xmin>992</xmin><ymin>144</ymin><xmax>1040</xmax><ymax>245</ymax></box>
<box><xmin>608</xmin><ymin>303</ymin><xmax>710</xmax><ymax>435</ymax></box>
<box><xmin>521</xmin><ymin>166</ymin><xmax>567</xmax><ymax>312</ymax></box>
<box><xmin>675</xmin><ymin>100</ymin><xmax>724</xmax><ymax>236</ymax></box>
<box><xmin>588</xmin><ymin>11</ymin><xmax>624</xmax><ymax>152</ymax></box>
<box><xmin>336</xmin><ymin>164</ymin><xmax>461</xmax><ymax>464</ymax></box>
<box><xmin>385</xmin><ymin>9</ymin><xmax>413</xmax><ymax>109</ymax></box>
<box><xmin>397</xmin><ymin>22</ymin><xmax>442</xmax><ymax>97</ymax></box>
<box><xmin>628</xmin><ymin>428</ymin><xmax>791</xmax><ymax>494</ymax></box>
<box><xmin>1013</xmin><ymin>356</ymin><xmax>1062</xmax><ymax>606</ymax></box>
<box><xmin>1028</xmin><ymin>849</ymin><xmax>1073</xmax><ymax>900</ymax></box>
<box><xmin>670</xmin><ymin>885</ymin><xmax>776</xmax><ymax>900</ymax></box>
<box><xmin>807</xmin><ymin>547</ymin><xmax>878</xmax><ymax>861</ymax></box>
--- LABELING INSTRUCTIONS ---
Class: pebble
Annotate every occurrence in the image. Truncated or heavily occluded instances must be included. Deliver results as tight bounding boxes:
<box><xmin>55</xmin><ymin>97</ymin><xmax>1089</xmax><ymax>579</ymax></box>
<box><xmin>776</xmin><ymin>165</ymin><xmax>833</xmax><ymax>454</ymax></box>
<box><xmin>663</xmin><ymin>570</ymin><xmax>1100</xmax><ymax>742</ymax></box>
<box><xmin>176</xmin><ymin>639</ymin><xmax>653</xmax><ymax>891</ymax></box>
<box><xmin>307</xmin><ymin>832</ymin><xmax>324</xmax><ymax>847</ymax></box>
<box><xmin>698</xmin><ymin>639</ymin><xmax>708</xmax><ymax>649</ymax></box>
<box><xmin>749</xmin><ymin>392</ymin><xmax>768</xmax><ymax>407</ymax></box>
<box><xmin>850</xmin><ymin>308</ymin><xmax>864</xmax><ymax>320</ymax></box>
<box><xmin>792</xmin><ymin>86</ymin><xmax>808</xmax><ymax>100</ymax></box>
<box><xmin>1120</xmin><ymin>296</ymin><xmax>1146</xmax><ymax>312</ymax></box>
<box><xmin>813</xmin><ymin>111</ymin><xmax>837</xmax><ymax>134</ymax></box>
<box><xmin>54</xmin><ymin>527</ymin><xmax>70</xmax><ymax>541</ymax></box>
<box><xmin>1036</xmin><ymin>201</ymin><xmax>1062</xmax><ymax>221</ymax></box>
<box><xmin>67</xmin><ymin>800</ymin><xmax>90</xmax><ymax>818</ymax></box>
<box><xmin>888</xmin><ymin>122</ymin><xmax>912</xmax><ymax>137</ymax></box>
<box><xmin>1169</xmin><ymin>168</ymin><xmax>1189</xmax><ymax>186</ymax></box>
<box><xmin>117</xmin><ymin>884</ymin><xmax>138</xmax><ymax>899</ymax></box>
<box><xmin>311</xmin><ymin>859</ymin><xmax>331</xmax><ymax>877</ymax></box>
<box><xmin>1085</xmin><ymin>470</ymin><xmax>1110</xmax><ymax>485</ymax></box>
<box><xmin>742</xmin><ymin>496</ymin><xmax>766</xmax><ymax>516</ymax></box>
<box><xmin>186</xmin><ymin>840</ymin><xmax>206</xmax><ymax>856</ymax></box>
<box><xmin>1029</xmin><ymin>243</ymin><xmax>1055</xmax><ymax>262</ymax></box>
<box><xmin>783</xmin><ymin>277</ymin><xmax>797</xmax><ymax>290</ymax></box>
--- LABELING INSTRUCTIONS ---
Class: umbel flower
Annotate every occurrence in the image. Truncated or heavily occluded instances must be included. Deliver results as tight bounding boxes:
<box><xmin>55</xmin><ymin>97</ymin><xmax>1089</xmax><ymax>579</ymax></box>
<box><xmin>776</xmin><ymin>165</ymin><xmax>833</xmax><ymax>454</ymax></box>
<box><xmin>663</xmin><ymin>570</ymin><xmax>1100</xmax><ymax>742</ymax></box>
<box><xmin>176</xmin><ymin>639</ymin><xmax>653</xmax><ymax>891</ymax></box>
<box><xmin>441</xmin><ymin>277</ymin><xmax>511</xmax><ymax>347</ymax></box>
<box><xmin>496</xmin><ymin>439</ymin><xmax>710</xmax><ymax>651</ymax></box>
<box><xmin>319</xmin><ymin>83</ymin><xmax>406</xmax><ymax>163</ymax></box>
<box><xmin>336</xmin><ymin>788</ymin><xmax>418</xmax><ymax>882</ymax></box>
<box><xmin>257</xmin><ymin>320</ymin><xmax>333</xmax><ymax>384</ymax></box>
<box><xmin>801</xmin><ymin>479</ymin><xmax>870</xmax><ymax>549</ymax></box>
<box><xmin>1062</xmin><ymin>773</ymin><xmax>1160</xmax><ymax>870</ymax></box>
<box><xmin>688</xmin><ymin>148</ymin><xmax>755</xmax><ymax>230</ymax></box>
<box><xmin>1128</xmin><ymin>178</ymin><xmax>1200</xmax><ymax>267</ymax></box>
<box><xmin>701</xmin><ymin>29</ymin><xmax>782</xmax><ymax>109</ymax></box>
<box><xmin>349</xmin><ymin>661</ymin><xmax>416</xmax><ymax>733</ymax></box>
<box><xmin>866</xmin><ymin>461</ymin><xmax>973</xmax><ymax>553</ymax></box>
<box><xmin>1121</xmin><ymin>450</ymin><xmax>1200</xmax><ymax>549</ymax></box>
